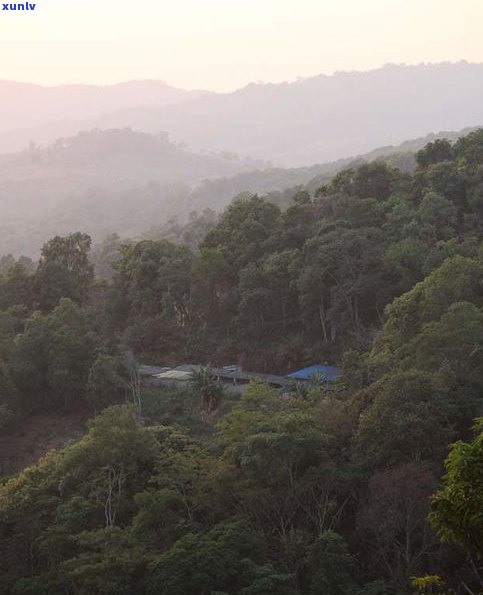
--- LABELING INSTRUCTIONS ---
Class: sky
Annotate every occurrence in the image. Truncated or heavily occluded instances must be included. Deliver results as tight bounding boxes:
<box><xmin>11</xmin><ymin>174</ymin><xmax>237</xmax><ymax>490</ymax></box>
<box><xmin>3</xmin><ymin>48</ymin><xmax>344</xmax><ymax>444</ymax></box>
<box><xmin>0</xmin><ymin>0</ymin><xmax>482</xmax><ymax>91</ymax></box>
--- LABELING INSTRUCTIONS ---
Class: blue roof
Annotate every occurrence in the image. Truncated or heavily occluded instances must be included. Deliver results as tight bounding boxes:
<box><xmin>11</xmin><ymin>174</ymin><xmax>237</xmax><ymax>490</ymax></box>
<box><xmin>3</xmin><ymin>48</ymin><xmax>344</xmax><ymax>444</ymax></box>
<box><xmin>286</xmin><ymin>364</ymin><xmax>340</xmax><ymax>382</ymax></box>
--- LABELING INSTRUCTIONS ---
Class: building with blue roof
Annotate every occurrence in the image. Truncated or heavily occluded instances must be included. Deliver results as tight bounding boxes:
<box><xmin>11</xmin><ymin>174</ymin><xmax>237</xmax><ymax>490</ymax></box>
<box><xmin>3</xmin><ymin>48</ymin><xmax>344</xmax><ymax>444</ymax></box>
<box><xmin>286</xmin><ymin>364</ymin><xmax>340</xmax><ymax>382</ymax></box>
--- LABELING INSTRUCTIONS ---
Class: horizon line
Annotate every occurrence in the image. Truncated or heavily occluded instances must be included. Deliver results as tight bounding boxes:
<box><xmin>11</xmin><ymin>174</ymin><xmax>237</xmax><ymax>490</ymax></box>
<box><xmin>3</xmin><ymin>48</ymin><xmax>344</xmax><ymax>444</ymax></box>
<box><xmin>0</xmin><ymin>59</ymin><xmax>479</xmax><ymax>94</ymax></box>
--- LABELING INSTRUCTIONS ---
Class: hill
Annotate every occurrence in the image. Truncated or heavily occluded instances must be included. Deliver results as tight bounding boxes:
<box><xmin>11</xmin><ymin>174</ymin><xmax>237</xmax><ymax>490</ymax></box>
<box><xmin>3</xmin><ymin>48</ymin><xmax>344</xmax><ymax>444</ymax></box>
<box><xmin>0</xmin><ymin>125</ymin><xmax>478</xmax><ymax>257</ymax></box>
<box><xmin>0</xmin><ymin>128</ymin><xmax>266</xmax><ymax>255</ymax></box>
<box><xmin>2</xmin><ymin>63</ymin><xmax>483</xmax><ymax>165</ymax></box>
<box><xmin>0</xmin><ymin>79</ymin><xmax>207</xmax><ymax>151</ymax></box>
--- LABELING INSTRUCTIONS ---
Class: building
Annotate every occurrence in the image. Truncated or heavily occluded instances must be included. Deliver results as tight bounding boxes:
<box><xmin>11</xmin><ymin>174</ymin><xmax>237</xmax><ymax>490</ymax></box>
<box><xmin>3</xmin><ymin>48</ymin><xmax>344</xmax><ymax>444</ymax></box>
<box><xmin>140</xmin><ymin>362</ymin><xmax>340</xmax><ymax>395</ymax></box>
<box><xmin>286</xmin><ymin>364</ymin><xmax>341</xmax><ymax>383</ymax></box>
<box><xmin>141</xmin><ymin>363</ymin><xmax>290</xmax><ymax>394</ymax></box>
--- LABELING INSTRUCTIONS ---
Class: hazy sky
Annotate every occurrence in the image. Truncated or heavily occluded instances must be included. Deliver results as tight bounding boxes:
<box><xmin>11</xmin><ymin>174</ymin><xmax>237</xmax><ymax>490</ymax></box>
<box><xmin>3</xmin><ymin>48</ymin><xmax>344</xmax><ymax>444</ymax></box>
<box><xmin>1</xmin><ymin>0</ymin><xmax>482</xmax><ymax>90</ymax></box>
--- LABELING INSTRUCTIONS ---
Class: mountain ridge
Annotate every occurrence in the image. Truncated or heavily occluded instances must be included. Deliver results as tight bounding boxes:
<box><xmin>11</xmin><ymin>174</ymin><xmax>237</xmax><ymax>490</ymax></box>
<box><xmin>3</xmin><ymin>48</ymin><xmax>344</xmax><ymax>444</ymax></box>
<box><xmin>1</xmin><ymin>62</ymin><xmax>482</xmax><ymax>164</ymax></box>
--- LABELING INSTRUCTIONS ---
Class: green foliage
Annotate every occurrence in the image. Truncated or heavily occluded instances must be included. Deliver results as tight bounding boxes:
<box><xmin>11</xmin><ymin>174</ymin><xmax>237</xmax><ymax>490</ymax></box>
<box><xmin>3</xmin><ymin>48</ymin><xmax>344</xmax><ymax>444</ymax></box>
<box><xmin>306</xmin><ymin>531</ymin><xmax>356</xmax><ymax>595</ymax></box>
<box><xmin>201</xmin><ymin>195</ymin><xmax>281</xmax><ymax>270</ymax></box>
<box><xmin>416</xmin><ymin>139</ymin><xmax>453</xmax><ymax>168</ymax></box>
<box><xmin>62</xmin><ymin>527</ymin><xmax>146</xmax><ymax>595</ymax></box>
<box><xmin>11</xmin><ymin>298</ymin><xmax>97</xmax><ymax>410</ymax></box>
<box><xmin>454</xmin><ymin>128</ymin><xmax>483</xmax><ymax>167</ymax></box>
<box><xmin>112</xmin><ymin>239</ymin><xmax>193</xmax><ymax>358</ymax></box>
<box><xmin>140</xmin><ymin>385</ymin><xmax>213</xmax><ymax>438</ymax></box>
<box><xmin>429</xmin><ymin>419</ymin><xmax>483</xmax><ymax>558</ymax></box>
<box><xmin>372</xmin><ymin>256</ymin><xmax>483</xmax><ymax>359</ymax></box>
<box><xmin>87</xmin><ymin>353</ymin><xmax>127</xmax><ymax>411</ymax></box>
<box><xmin>298</xmin><ymin>226</ymin><xmax>386</xmax><ymax>349</ymax></box>
<box><xmin>35</xmin><ymin>232</ymin><xmax>94</xmax><ymax>312</ymax></box>
<box><xmin>191</xmin><ymin>365</ymin><xmax>224</xmax><ymax>413</ymax></box>
<box><xmin>146</xmin><ymin>521</ymin><xmax>270</xmax><ymax>595</ymax></box>
<box><xmin>3</xmin><ymin>129</ymin><xmax>483</xmax><ymax>594</ymax></box>
<box><xmin>355</xmin><ymin>371</ymin><xmax>452</xmax><ymax>467</ymax></box>
<box><xmin>330</xmin><ymin>161</ymin><xmax>405</xmax><ymax>201</ymax></box>
<box><xmin>0</xmin><ymin>262</ymin><xmax>35</xmax><ymax>311</ymax></box>
<box><xmin>411</xmin><ymin>575</ymin><xmax>446</xmax><ymax>594</ymax></box>
<box><xmin>418</xmin><ymin>192</ymin><xmax>457</xmax><ymax>241</ymax></box>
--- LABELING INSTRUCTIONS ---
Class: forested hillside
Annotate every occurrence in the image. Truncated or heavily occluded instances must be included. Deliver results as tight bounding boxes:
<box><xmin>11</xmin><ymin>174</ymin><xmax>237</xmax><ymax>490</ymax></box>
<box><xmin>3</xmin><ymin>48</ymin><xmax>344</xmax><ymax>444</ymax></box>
<box><xmin>0</xmin><ymin>125</ymin><xmax>475</xmax><ymax>258</ymax></box>
<box><xmin>0</xmin><ymin>130</ymin><xmax>483</xmax><ymax>594</ymax></box>
<box><xmin>0</xmin><ymin>128</ymin><xmax>266</xmax><ymax>256</ymax></box>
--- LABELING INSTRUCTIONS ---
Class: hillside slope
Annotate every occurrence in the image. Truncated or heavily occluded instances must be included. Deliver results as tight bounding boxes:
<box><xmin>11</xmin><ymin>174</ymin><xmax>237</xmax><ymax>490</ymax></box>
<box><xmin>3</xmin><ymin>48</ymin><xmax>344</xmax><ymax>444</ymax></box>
<box><xmin>0</xmin><ymin>125</ymin><xmax>477</xmax><ymax>257</ymax></box>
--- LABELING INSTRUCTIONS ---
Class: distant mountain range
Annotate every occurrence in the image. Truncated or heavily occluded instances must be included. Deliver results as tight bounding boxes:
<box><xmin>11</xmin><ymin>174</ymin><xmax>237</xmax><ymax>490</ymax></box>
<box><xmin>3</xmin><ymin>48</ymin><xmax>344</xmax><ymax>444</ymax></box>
<box><xmin>1</xmin><ymin>62</ymin><xmax>482</xmax><ymax>165</ymax></box>
<box><xmin>0</xmin><ymin>79</ymin><xmax>205</xmax><ymax>129</ymax></box>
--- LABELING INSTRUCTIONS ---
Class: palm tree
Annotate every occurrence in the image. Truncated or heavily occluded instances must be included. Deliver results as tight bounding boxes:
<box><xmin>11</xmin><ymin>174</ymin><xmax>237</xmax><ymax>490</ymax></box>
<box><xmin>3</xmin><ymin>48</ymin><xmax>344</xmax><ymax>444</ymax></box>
<box><xmin>190</xmin><ymin>366</ymin><xmax>223</xmax><ymax>414</ymax></box>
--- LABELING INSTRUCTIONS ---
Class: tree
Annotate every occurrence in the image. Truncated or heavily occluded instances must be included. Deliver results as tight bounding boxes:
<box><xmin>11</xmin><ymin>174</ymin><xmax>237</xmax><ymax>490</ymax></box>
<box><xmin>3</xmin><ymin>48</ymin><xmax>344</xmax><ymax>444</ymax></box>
<box><xmin>279</xmin><ymin>191</ymin><xmax>315</xmax><ymax>249</ymax></box>
<box><xmin>331</xmin><ymin>162</ymin><xmax>404</xmax><ymax>201</ymax></box>
<box><xmin>0</xmin><ymin>262</ymin><xmax>35</xmax><ymax>311</ymax></box>
<box><xmin>35</xmin><ymin>232</ymin><xmax>94</xmax><ymax>311</ymax></box>
<box><xmin>12</xmin><ymin>298</ymin><xmax>97</xmax><ymax>410</ymax></box>
<box><xmin>146</xmin><ymin>521</ymin><xmax>270</xmax><ymax>595</ymax></box>
<box><xmin>237</xmin><ymin>249</ymin><xmax>300</xmax><ymax>344</ymax></box>
<box><xmin>147</xmin><ymin>427</ymin><xmax>229</xmax><ymax>529</ymax></box>
<box><xmin>416</xmin><ymin>139</ymin><xmax>453</xmax><ymax>169</ymax></box>
<box><xmin>61</xmin><ymin>527</ymin><xmax>146</xmax><ymax>595</ymax></box>
<box><xmin>190</xmin><ymin>366</ymin><xmax>224</xmax><ymax>414</ymax></box>
<box><xmin>0</xmin><ymin>405</ymin><xmax>158</xmax><ymax>594</ymax></box>
<box><xmin>62</xmin><ymin>405</ymin><xmax>158</xmax><ymax>527</ymax></box>
<box><xmin>425</xmin><ymin>162</ymin><xmax>467</xmax><ymax>220</ymax></box>
<box><xmin>429</xmin><ymin>419</ymin><xmax>483</xmax><ymax>560</ymax></box>
<box><xmin>306</xmin><ymin>531</ymin><xmax>356</xmax><ymax>595</ymax></box>
<box><xmin>454</xmin><ymin>129</ymin><xmax>483</xmax><ymax>167</ymax></box>
<box><xmin>201</xmin><ymin>194</ymin><xmax>281</xmax><ymax>270</ymax></box>
<box><xmin>87</xmin><ymin>353</ymin><xmax>127</xmax><ymax>412</ymax></box>
<box><xmin>331</xmin><ymin>196</ymin><xmax>384</xmax><ymax>229</ymax></box>
<box><xmin>298</xmin><ymin>227</ymin><xmax>387</xmax><ymax>347</ymax></box>
<box><xmin>112</xmin><ymin>239</ymin><xmax>193</xmax><ymax>358</ymax></box>
<box><xmin>404</xmin><ymin>302</ymin><xmax>483</xmax><ymax>422</ymax></box>
<box><xmin>417</xmin><ymin>192</ymin><xmax>457</xmax><ymax>241</ymax></box>
<box><xmin>218</xmin><ymin>383</ymin><xmax>350</xmax><ymax>571</ymax></box>
<box><xmin>372</xmin><ymin>256</ymin><xmax>483</xmax><ymax>359</ymax></box>
<box><xmin>357</xmin><ymin>464</ymin><xmax>439</xmax><ymax>586</ymax></box>
<box><xmin>354</xmin><ymin>371</ymin><xmax>452</xmax><ymax>468</ymax></box>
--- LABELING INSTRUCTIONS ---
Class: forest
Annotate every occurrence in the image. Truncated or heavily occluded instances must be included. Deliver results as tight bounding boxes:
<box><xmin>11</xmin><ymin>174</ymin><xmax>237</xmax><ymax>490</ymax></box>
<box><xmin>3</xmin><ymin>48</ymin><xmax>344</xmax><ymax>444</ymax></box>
<box><xmin>0</xmin><ymin>129</ymin><xmax>482</xmax><ymax>594</ymax></box>
<box><xmin>0</xmin><ymin>124</ymin><xmax>459</xmax><ymax>259</ymax></box>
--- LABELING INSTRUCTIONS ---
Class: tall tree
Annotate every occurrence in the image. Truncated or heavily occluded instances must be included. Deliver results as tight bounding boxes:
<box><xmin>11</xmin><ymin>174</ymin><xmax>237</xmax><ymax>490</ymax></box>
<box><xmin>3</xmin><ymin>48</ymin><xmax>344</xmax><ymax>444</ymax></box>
<box><xmin>35</xmin><ymin>232</ymin><xmax>94</xmax><ymax>311</ymax></box>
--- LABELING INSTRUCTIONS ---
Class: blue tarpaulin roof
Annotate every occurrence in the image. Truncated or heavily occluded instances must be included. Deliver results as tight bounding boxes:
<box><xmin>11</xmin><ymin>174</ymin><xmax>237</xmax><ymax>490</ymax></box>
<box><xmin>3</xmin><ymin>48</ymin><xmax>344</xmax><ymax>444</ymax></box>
<box><xmin>286</xmin><ymin>364</ymin><xmax>340</xmax><ymax>382</ymax></box>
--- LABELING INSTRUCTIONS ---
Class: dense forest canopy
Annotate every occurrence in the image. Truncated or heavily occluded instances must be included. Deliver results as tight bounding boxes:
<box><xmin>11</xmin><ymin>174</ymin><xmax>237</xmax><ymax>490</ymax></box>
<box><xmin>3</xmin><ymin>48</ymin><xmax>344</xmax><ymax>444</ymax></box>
<box><xmin>0</xmin><ymin>129</ymin><xmax>483</xmax><ymax>594</ymax></box>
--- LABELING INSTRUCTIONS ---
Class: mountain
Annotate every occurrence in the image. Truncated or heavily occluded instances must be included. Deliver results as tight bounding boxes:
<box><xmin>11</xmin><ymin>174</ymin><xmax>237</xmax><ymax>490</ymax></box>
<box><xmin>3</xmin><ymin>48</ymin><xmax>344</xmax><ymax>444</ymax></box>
<box><xmin>2</xmin><ymin>63</ymin><xmax>482</xmax><ymax>165</ymax></box>
<box><xmin>0</xmin><ymin>79</ymin><xmax>208</xmax><ymax>152</ymax></box>
<box><xmin>0</xmin><ymin>125</ymin><xmax>476</xmax><ymax>258</ymax></box>
<box><xmin>98</xmin><ymin>62</ymin><xmax>483</xmax><ymax>166</ymax></box>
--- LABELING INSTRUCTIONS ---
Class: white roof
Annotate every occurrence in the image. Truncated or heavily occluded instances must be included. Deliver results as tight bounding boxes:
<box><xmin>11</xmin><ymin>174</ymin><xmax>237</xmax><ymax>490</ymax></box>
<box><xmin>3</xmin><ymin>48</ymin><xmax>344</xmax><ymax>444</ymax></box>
<box><xmin>153</xmin><ymin>370</ymin><xmax>193</xmax><ymax>381</ymax></box>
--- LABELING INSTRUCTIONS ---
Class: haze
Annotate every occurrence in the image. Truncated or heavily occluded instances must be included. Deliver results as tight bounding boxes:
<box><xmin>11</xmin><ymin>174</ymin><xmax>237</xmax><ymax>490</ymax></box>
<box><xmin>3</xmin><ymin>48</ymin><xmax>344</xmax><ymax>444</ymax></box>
<box><xmin>1</xmin><ymin>1</ymin><xmax>483</xmax><ymax>257</ymax></box>
<box><xmin>1</xmin><ymin>0</ymin><xmax>483</xmax><ymax>90</ymax></box>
